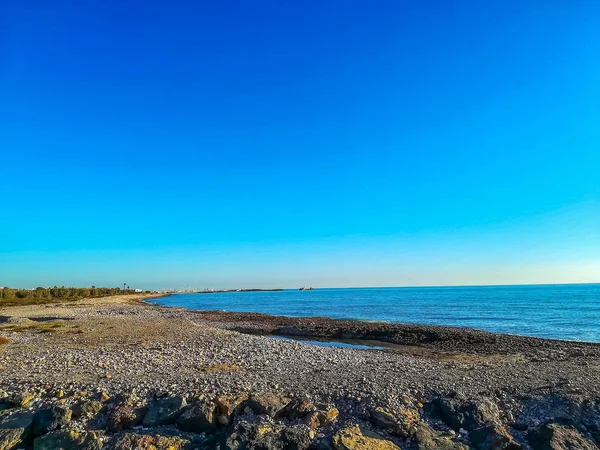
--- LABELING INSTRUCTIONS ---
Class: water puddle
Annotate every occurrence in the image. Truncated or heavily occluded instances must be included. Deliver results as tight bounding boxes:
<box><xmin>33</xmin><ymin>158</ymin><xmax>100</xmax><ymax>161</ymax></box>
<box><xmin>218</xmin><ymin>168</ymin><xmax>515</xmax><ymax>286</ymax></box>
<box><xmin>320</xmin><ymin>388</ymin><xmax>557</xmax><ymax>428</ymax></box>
<box><xmin>270</xmin><ymin>335</ymin><xmax>385</xmax><ymax>350</ymax></box>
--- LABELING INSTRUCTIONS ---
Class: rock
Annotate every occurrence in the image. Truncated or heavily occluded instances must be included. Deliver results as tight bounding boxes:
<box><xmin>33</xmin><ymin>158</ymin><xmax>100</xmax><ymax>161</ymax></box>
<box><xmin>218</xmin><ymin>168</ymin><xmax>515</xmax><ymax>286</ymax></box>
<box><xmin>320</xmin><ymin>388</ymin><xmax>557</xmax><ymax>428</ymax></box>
<box><xmin>246</xmin><ymin>393</ymin><xmax>291</xmax><ymax>417</ymax></box>
<box><xmin>32</xmin><ymin>405</ymin><xmax>72</xmax><ymax>436</ymax></box>
<box><xmin>99</xmin><ymin>392</ymin><xmax>110</xmax><ymax>403</ymax></box>
<box><xmin>214</xmin><ymin>394</ymin><xmax>248</xmax><ymax>425</ymax></box>
<box><xmin>414</xmin><ymin>422</ymin><xmax>469</xmax><ymax>450</ymax></box>
<box><xmin>284</xmin><ymin>398</ymin><xmax>315</xmax><ymax>419</ymax></box>
<box><xmin>73</xmin><ymin>400</ymin><xmax>103</xmax><ymax>419</ymax></box>
<box><xmin>33</xmin><ymin>430</ymin><xmax>102</xmax><ymax>450</ymax></box>
<box><xmin>176</xmin><ymin>400</ymin><xmax>218</xmax><ymax>434</ymax></box>
<box><xmin>142</xmin><ymin>396</ymin><xmax>186</xmax><ymax>427</ymax></box>
<box><xmin>281</xmin><ymin>424</ymin><xmax>313</xmax><ymax>450</ymax></box>
<box><xmin>108</xmin><ymin>432</ymin><xmax>192</xmax><ymax>450</ymax></box>
<box><xmin>433</xmin><ymin>397</ymin><xmax>501</xmax><ymax>432</ymax></box>
<box><xmin>225</xmin><ymin>419</ymin><xmax>284</xmax><ymax>450</ymax></box>
<box><xmin>303</xmin><ymin>412</ymin><xmax>321</xmax><ymax>429</ymax></box>
<box><xmin>108</xmin><ymin>404</ymin><xmax>146</xmax><ymax>431</ymax></box>
<box><xmin>0</xmin><ymin>428</ymin><xmax>27</xmax><ymax>450</ymax></box>
<box><xmin>527</xmin><ymin>423</ymin><xmax>598</xmax><ymax>450</ymax></box>
<box><xmin>370</xmin><ymin>406</ymin><xmax>419</xmax><ymax>437</ymax></box>
<box><xmin>470</xmin><ymin>424</ymin><xmax>521</xmax><ymax>449</ymax></box>
<box><xmin>10</xmin><ymin>392</ymin><xmax>34</xmax><ymax>408</ymax></box>
<box><xmin>332</xmin><ymin>425</ymin><xmax>400</xmax><ymax>450</ymax></box>
<box><xmin>317</xmin><ymin>408</ymin><xmax>339</xmax><ymax>426</ymax></box>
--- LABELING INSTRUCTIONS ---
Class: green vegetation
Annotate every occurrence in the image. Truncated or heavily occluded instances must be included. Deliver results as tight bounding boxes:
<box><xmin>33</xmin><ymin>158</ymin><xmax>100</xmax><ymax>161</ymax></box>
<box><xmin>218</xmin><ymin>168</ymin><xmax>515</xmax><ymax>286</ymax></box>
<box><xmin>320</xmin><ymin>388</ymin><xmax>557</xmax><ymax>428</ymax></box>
<box><xmin>0</xmin><ymin>286</ymin><xmax>150</xmax><ymax>306</ymax></box>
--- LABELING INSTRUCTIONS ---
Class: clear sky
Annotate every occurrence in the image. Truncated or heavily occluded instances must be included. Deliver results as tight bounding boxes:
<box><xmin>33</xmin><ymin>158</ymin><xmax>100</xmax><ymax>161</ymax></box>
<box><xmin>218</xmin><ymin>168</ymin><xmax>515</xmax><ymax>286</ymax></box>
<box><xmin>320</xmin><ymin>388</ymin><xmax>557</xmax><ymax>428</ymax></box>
<box><xmin>1</xmin><ymin>1</ymin><xmax>599</xmax><ymax>289</ymax></box>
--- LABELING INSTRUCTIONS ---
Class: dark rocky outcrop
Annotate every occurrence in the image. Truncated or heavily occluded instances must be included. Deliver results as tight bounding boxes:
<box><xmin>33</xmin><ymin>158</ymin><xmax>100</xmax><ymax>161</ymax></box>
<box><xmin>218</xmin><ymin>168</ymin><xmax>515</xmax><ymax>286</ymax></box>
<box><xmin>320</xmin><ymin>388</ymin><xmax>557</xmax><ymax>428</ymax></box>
<box><xmin>176</xmin><ymin>400</ymin><xmax>218</xmax><ymax>433</ymax></box>
<box><xmin>527</xmin><ymin>422</ymin><xmax>598</xmax><ymax>450</ymax></box>
<box><xmin>32</xmin><ymin>405</ymin><xmax>72</xmax><ymax>436</ymax></box>
<box><xmin>142</xmin><ymin>395</ymin><xmax>186</xmax><ymax>427</ymax></box>
<box><xmin>33</xmin><ymin>430</ymin><xmax>102</xmax><ymax>450</ymax></box>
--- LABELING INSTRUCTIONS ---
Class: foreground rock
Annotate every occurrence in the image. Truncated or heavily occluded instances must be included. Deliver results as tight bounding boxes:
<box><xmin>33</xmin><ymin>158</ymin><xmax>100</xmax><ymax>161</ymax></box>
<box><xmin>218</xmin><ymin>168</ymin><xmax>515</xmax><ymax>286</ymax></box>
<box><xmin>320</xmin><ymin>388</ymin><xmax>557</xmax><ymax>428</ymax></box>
<box><xmin>332</xmin><ymin>425</ymin><xmax>400</xmax><ymax>450</ymax></box>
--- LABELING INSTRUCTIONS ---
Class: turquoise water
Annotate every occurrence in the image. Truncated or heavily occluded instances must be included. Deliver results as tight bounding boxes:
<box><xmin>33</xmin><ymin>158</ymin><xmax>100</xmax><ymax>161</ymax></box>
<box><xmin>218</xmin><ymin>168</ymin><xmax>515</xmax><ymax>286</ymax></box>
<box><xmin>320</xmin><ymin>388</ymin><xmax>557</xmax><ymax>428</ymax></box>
<box><xmin>152</xmin><ymin>284</ymin><xmax>600</xmax><ymax>343</ymax></box>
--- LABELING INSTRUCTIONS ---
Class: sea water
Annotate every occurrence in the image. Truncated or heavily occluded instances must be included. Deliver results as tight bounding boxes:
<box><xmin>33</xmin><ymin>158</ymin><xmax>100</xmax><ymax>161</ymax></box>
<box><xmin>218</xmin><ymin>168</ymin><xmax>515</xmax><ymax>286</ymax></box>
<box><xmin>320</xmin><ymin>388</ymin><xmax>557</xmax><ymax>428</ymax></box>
<box><xmin>152</xmin><ymin>284</ymin><xmax>600</xmax><ymax>343</ymax></box>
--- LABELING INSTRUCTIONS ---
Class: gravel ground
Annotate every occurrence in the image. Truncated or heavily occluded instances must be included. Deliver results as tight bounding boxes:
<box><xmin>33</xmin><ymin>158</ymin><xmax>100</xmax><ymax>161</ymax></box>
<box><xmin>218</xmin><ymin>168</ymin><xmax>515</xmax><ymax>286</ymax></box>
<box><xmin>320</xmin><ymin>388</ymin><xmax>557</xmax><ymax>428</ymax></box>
<box><xmin>1</xmin><ymin>293</ymin><xmax>598</xmax><ymax>411</ymax></box>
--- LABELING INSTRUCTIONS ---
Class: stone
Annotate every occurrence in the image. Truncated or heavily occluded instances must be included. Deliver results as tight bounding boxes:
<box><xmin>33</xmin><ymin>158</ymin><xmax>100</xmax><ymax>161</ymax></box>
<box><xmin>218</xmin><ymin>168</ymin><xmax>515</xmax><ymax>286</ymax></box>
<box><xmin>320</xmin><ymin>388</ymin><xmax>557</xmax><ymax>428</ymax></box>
<box><xmin>73</xmin><ymin>400</ymin><xmax>103</xmax><ymax>419</ymax></box>
<box><xmin>108</xmin><ymin>404</ymin><xmax>146</xmax><ymax>431</ymax></box>
<box><xmin>33</xmin><ymin>430</ymin><xmax>102</xmax><ymax>450</ymax></box>
<box><xmin>225</xmin><ymin>419</ymin><xmax>284</xmax><ymax>450</ymax></box>
<box><xmin>11</xmin><ymin>392</ymin><xmax>34</xmax><ymax>408</ymax></box>
<box><xmin>284</xmin><ymin>398</ymin><xmax>315</xmax><ymax>419</ymax></box>
<box><xmin>332</xmin><ymin>425</ymin><xmax>400</xmax><ymax>450</ymax></box>
<box><xmin>142</xmin><ymin>396</ymin><xmax>186</xmax><ymax>427</ymax></box>
<box><xmin>246</xmin><ymin>393</ymin><xmax>291</xmax><ymax>417</ymax></box>
<box><xmin>0</xmin><ymin>428</ymin><xmax>27</xmax><ymax>450</ymax></box>
<box><xmin>433</xmin><ymin>397</ymin><xmax>501</xmax><ymax>432</ymax></box>
<box><xmin>414</xmin><ymin>423</ymin><xmax>469</xmax><ymax>450</ymax></box>
<box><xmin>303</xmin><ymin>411</ymin><xmax>321</xmax><ymax>429</ymax></box>
<box><xmin>32</xmin><ymin>405</ymin><xmax>72</xmax><ymax>436</ymax></box>
<box><xmin>370</xmin><ymin>407</ymin><xmax>419</xmax><ymax>437</ymax></box>
<box><xmin>281</xmin><ymin>424</ymin><xmax>313</xmax><ymax>450</ymax></box>
<box><xmin>176</xmin><ymin>400</ymin><xmax>218</xmax><ymax>433</ymax></box>
<box><xmin>214</xmin><ymin>394</ymin><xmax>248</xmax><ymax>425</ymax></box>
<box><xmin>317</xmin><ymin>408</ymin><xmax>339</xmax><ymax>426</ymax></box>
<box><xmin>527</xmin><ymin>423</ymin><xmax>598</xmax><ymax>450</ymax></box>
<box><xmin>109</xmin><ymin>432</ymin><xmax>192</xmax><ymax>450</ymax></box>
<box><xmin>470</xmin><ymin>424</ymin><xmax>521</xmax><ymax>449</ymax></box>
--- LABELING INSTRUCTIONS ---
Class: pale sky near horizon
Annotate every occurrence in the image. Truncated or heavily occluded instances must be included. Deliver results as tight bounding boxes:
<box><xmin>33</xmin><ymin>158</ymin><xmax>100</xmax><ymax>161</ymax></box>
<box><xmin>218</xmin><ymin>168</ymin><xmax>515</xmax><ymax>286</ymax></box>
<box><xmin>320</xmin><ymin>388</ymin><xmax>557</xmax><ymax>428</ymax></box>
<box><xmin>1</xmin><ymin>1</ymin><xmax>599</xmax><ymax>290</ymax></box>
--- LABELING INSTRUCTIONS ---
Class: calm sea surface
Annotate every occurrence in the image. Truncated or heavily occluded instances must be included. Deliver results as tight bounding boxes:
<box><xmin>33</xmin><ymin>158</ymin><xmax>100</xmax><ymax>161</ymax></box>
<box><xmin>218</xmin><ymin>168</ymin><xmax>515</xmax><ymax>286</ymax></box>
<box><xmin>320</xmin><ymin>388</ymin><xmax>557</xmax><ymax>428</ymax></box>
<box><xmin>151</xmin><ymin>284</ymin><xmax>600</xmax><ymax>343</ymax></box>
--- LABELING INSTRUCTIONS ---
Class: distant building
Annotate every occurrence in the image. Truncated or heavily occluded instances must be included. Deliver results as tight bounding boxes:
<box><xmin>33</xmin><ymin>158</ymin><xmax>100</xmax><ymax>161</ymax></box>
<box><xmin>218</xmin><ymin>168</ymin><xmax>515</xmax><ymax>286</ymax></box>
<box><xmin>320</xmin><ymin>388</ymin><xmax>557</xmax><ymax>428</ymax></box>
<box><xmin>134</xmin><ymin>289</ymin><xmax>143</xmax><ymax>293</ymax></box>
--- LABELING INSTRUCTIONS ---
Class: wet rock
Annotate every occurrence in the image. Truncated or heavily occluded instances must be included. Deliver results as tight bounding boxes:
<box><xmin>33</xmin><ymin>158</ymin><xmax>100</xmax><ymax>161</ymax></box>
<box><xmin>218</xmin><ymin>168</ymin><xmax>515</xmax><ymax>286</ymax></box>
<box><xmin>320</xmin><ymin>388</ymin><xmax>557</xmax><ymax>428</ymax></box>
<box><xmin>176</xmin><ymin>400</ymin><xmax>218</xmax><ymax>433</ymax></box>
<box><xmin>32</xmin><ymin>405</ymin><xmax>72</xmax><ymax>436</ymax></box>
<box><xmin>370</xmin><ymin>406</ymin><xmax>419</xmax><ymax>437</ymax></box>
<box><xmin>284</xmin><ymin>398</ymin><xmax>315</xmax><ymax>419</ymax></box>
<box><xmin>470</xmin><ymin>424</ymin><xmax>521</xmax><ymax>449</ymax></box>
<box><xmin>33</xmin><ymin>430</ymin><xmax>102</xmax><ymax>450</ymax></box>
<box><xmin>246</xmin><ymin>393</ymin><xmax>291</xmax><ymax>417</ymax></box>
<box><xmin>433</xmin><ymin>397</ymin><xmax>501</xmax><ymax>432</ymax></box>
<box><xmin>142</xmin><ymin>396</ymin><xmax>186</xmax><ymax>427</ymax></box>
<box><xmin>527</xmin><ymin>423</ymin><xmax>598</xmax><ymax>450</ymax></box>
<box><xmin>108</xmin><ymin>432</ymin><xmax>192</xmax><ymax>450</ymax></box>
<box><xmin>108</xmin><ymin>404</ymin><xmax>146</xmax><ymax>431</ymax></box>
<box><xmin>332</xmin><ymin>424</ymin><xmax>400</xmax><ymax>450</ymax></box>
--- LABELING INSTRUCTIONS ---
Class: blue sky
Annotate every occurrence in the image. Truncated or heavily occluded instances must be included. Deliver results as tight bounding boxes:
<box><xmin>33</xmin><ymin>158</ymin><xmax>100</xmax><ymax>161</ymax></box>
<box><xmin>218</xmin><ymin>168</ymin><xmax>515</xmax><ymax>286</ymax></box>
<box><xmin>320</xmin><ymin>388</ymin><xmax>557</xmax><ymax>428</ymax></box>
<box><xmin>1</xmin><ymin>0</ymin><xmax>599</xmax><ymax>289</ymax></box>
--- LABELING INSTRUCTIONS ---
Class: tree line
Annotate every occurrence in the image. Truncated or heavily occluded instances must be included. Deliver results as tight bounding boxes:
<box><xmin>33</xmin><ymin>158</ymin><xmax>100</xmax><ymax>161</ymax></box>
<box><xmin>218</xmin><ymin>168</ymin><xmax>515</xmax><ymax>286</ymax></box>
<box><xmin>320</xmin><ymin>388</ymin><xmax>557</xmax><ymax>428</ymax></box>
<box><xmin>0</xmin><ymin>286</ymin><xmax>149</xmax><ymax>304</ymax></box>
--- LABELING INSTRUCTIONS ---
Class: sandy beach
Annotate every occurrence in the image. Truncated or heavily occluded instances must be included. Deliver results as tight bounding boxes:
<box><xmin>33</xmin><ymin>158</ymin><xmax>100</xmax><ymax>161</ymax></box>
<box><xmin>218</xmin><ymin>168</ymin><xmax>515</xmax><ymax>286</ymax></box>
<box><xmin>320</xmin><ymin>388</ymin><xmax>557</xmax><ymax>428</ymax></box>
<box><xmin>0</xmin><ymin>294</ymin><xmax>599</xmax><ymax>449</ymax></box>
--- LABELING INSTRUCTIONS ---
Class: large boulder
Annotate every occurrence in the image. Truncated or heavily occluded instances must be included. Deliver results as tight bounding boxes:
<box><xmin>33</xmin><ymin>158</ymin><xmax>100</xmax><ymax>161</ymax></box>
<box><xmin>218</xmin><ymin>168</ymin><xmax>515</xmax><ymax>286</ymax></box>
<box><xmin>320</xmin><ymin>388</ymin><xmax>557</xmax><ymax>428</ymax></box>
<box><xmin>72</xmin><ymin>400</ymin><xmax>103</xmax><ymax>419</ymax></box>
<box><xmin>283</xmin><ymin>398</ymin><xmax>315</xmax><ymax>420</ymax></box>
<box><xmin>0</xmin><ymin>410</ymin><xmax>34</xmax><ymax>449</ymax></box>
<box><xmin>433</xmin><ymin>397</ymin><xmax>501</xmax><ymax>432</ymax></box>
<box><xmin>32</xmin><ymin>405</ymin><xmax>72</xmax><ymax>436</ymax></box>
<box><xmin>108</xmin><ymin>404</ymin><xmax>146</xmax><ymax>432</ymax></box>
<box><xmin>332</xmin><ymin>425</ymin><xmax>400</xmax><ymax>450</ymax></box>
<box><xmin>142</xmin><ymin>396</ymin><xmax>187</xmax><ymax>427</ymax></box>
<box><xmin>0</xmin><ymin>428</ymin><xmax>27</xmax><ymax>450</ymax></box>
<box><xmin>176</xmin><ymin>400</ymin><xmax>218</xmax><ymax>434</ymax></box>
<box><xmin>224</xmin><ymin>419</ymin><xmax>312</xmax><ymax>450</ymax></box>
<box><xmin>370</xmin><ymin>406</ymin><xmax>419</xmax><ymax>437</ymax></box>
<box><xmin>214</xmin><ymin>394</ymin><xmax>248</xmax><ymax>426</ymax></box>
<box><xmin>470</xmin><ymin>424</ymin><xmax>521</xmax><ymax>449</ymax></box>
<box><xmin>527</xmin><ymin>423</ymin><xmax>598</xmax><ymax>450</ymax></box>
<box><xmin>108</xmin><ymin>432</ymin><xmax>192</xmax><ymax>450</ymax></box>
<box><xmin>246</xmin><ymin>393</ymin><xmax>291</xmax><ymax>418</ymax></box>
<box><xmin>414</xmin><ymin>423</ymin><xmax>469</xmax><ymax>450</ymax></box>
<box><xmin>33</xmin><ymin>430</ymin><xmax>102</xmax><ymax>450</ymax></box>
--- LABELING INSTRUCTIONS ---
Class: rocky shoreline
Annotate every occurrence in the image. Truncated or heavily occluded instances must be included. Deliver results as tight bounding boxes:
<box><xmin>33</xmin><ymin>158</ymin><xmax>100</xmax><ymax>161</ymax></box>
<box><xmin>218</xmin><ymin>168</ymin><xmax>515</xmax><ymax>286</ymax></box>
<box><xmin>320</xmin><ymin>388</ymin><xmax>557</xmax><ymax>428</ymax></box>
<box><xmin>0</xmin><ymin>294</ymin><xmax>598</xmax><ymax>449</ymax></box>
